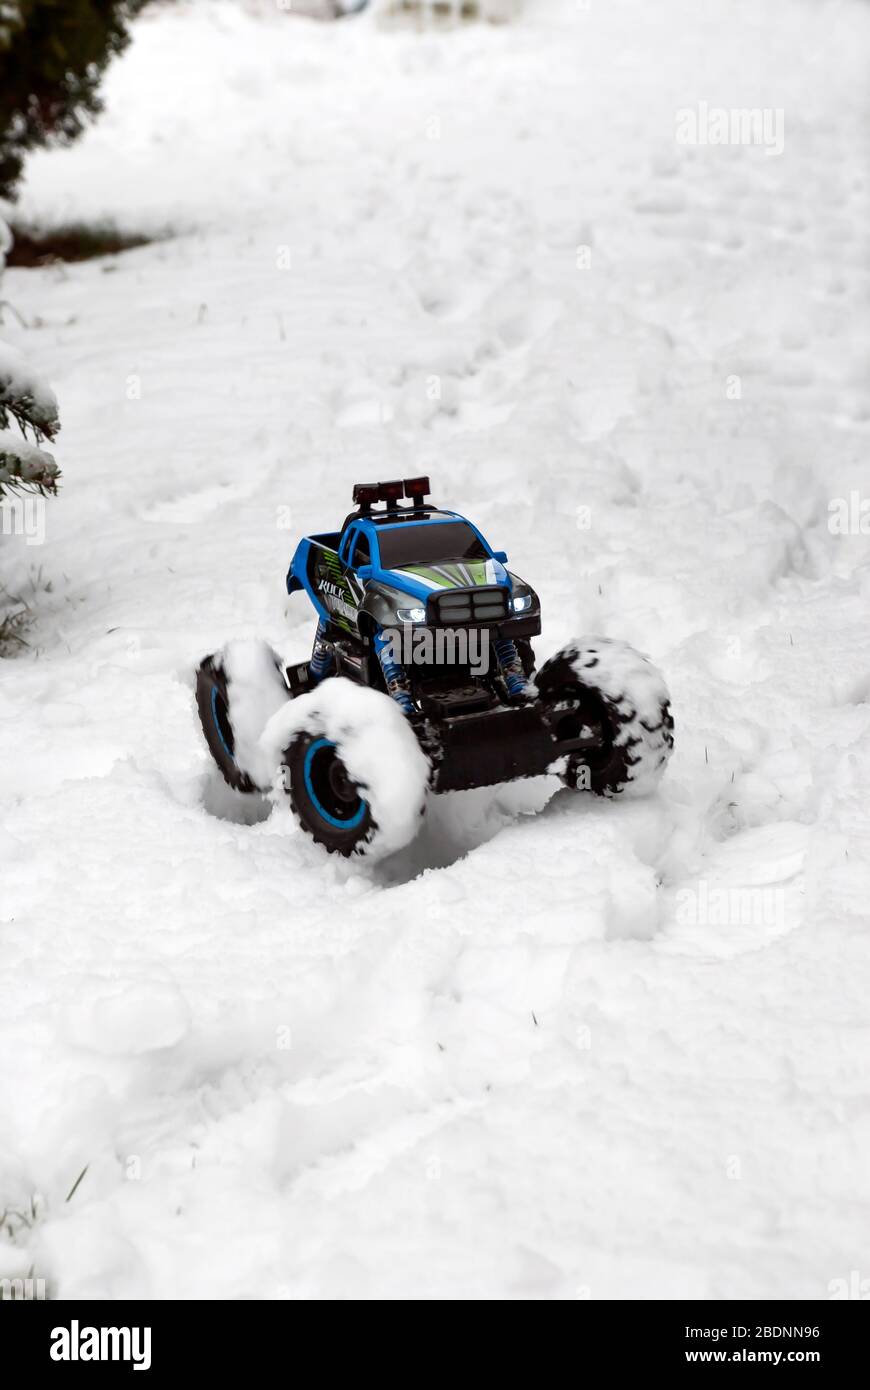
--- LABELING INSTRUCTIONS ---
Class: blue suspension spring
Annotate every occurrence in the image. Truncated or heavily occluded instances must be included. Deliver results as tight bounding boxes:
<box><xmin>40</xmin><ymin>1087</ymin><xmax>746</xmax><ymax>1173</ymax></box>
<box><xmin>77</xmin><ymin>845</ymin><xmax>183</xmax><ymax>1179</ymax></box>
<box><xmin>309</xmin><ymin>619</ymin><xmax>334</xmax><ymax>683</ymax></box>
<box><xmin>494</xmin><ymin>636</ymin><xmax>527</xmax><ymax>697</ymax></box>
<box><xmin>374</xmin><ymin>627</ymin><xmax>415</xmax><ymax>715</ymax></box>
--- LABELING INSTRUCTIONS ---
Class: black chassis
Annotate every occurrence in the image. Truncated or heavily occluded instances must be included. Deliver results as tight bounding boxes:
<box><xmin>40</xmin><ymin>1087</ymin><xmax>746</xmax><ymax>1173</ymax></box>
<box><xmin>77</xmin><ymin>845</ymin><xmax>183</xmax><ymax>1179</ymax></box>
<box><xmin>286</xmin><ymin>595</ymin><xmax>608</xmax><ymax>795</ymax></box>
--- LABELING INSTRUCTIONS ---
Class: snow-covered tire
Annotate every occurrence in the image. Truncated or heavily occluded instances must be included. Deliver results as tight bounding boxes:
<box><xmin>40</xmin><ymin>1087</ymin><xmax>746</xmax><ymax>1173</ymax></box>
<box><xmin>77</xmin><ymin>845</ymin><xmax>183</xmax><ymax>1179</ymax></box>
<box><xmin>196</xmin><ymin>639</ymin><xmax>289</xmax><ymax>793</ymax></box>
<box><xmin>260</xmin><ymin>677</ymin><xmax>430</xmax><ymax>859</ymax></box>
<box><xmin>535</xmin><ymin>637</ymin><xmax>673</xmax><ymax>797</ymax></box>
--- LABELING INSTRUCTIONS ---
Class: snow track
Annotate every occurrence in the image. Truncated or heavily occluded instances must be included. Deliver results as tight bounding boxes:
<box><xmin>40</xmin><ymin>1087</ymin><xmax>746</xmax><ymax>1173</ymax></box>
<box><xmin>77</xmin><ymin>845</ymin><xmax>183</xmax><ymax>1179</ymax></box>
<box><xmin>1</xmin><ymin>0</ymin><xmax>869</xmax><ymax>1298</ymax></box>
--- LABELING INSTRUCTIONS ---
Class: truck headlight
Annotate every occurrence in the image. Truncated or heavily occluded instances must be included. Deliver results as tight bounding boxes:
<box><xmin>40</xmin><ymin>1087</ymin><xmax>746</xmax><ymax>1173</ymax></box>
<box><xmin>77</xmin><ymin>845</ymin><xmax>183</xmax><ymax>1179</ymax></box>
<box><xmin>511</xmin><ymin>594</ymin><xmax>532</xmax><ymax>613</ymax></box>
<box><xmin>396</xmin><ymin>606</ymin><xmax>426</xmax><ymax>623</ymax></box>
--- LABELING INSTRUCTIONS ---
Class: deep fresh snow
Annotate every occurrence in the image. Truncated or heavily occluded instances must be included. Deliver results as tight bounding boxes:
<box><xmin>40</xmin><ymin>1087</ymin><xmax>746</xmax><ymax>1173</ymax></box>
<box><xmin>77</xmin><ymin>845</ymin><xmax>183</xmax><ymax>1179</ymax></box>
<box><xmin>1</xmin><ymin>0</ymin><xmax>870</xmax><ymax>1299</ymax></box>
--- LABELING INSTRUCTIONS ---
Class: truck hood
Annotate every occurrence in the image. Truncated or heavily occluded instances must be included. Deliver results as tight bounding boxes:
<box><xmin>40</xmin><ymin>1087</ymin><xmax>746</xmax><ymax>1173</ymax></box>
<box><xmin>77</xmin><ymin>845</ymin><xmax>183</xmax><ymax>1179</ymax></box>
<box><xmin>377</xmin><ymin>558</ymin><xmax>510</xmax><ymax>602</ymax></box>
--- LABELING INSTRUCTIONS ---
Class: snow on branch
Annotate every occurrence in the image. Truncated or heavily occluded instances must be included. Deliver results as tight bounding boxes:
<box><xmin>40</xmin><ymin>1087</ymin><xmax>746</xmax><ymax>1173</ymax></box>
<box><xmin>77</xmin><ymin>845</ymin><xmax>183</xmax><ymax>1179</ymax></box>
<box><xmin>1</xmin><ymin>213</ymin><xmax>61</xmax><ymax>461</ymax></box>
<box><xmin>0</xmin><ymin>427</ymin><xmax>59</xmax><ymax>495</ymax></box>
<box><xmin>0</xmin><ymin>339</ymin><xmax>60</xmax><ymax>441</ymax></box>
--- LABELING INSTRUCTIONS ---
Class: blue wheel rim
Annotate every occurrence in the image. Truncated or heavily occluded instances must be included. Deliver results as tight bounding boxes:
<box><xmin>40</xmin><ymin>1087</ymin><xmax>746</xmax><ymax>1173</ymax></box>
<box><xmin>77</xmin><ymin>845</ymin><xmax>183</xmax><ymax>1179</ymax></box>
<box><xmin>303</xmin><ymin>738</ymin><xmax>367</xmax><ymax>829</ymax></box>
<box><xmin>211</xmin><ymin>684</ymin><xmax>234</xmax><ymax>761</ymax></box>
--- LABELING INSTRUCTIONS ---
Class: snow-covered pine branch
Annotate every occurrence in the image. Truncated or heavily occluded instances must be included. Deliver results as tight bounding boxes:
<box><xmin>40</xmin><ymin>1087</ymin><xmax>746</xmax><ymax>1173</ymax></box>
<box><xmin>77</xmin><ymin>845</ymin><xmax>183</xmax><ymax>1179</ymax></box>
<box><xmin>0</xmin><ymin>213</ymin><xmax>60</xmax><ymax>500</ymax></box>
<box><xmin>0</xmin><ymin>339</ymin><xmax>59</xmax><ymax>439</ymax></box>
<box><xmin>0</xmin><ymin>427</ymin><xmax>59</xmax><ymax>494</ymax></box>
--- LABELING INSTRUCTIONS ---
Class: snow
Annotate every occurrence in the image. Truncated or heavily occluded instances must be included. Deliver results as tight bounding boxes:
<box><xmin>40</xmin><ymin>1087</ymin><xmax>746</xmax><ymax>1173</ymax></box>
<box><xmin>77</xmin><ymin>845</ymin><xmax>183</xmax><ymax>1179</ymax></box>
<box><xmin>262</xmin><ymin>675</ymin><xmax>431</xmax><ymax>858</ymax></box>
<box><xmin>0</xmin><ymin>339</ymin><xmax>59</xmax><ymax>437</ymax></box>
<box><xmin>0</xmin><ymin>426</ymin><xmax>58</xmax><ymax>488</ymax></box>
<box><xmin>541</xmin><ymin>634</ymin><xmax>673</xmax><ymax>793</ymax></box>
<box><xmin>561</xmin><ymin>638</ymin><xmax>670</xmax><ymax>729</ymax></box>
<box><xmin>0</xmin><ymin>0</ymin><xmax>869</xmax><ymax>1299</ymax></box>
<box><xmin>218</xmin><ymin>637</ymin><xmax>291</xmax><ymax>789</ymax></box>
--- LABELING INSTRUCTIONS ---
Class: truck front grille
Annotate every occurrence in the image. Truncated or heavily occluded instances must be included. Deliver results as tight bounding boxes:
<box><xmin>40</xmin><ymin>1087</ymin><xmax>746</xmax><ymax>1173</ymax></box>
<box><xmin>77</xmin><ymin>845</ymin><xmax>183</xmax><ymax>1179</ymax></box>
<box><xmin>429</xmin><ymin>586</ymin><xmax>508</xmax><ymax>626</ymax></box>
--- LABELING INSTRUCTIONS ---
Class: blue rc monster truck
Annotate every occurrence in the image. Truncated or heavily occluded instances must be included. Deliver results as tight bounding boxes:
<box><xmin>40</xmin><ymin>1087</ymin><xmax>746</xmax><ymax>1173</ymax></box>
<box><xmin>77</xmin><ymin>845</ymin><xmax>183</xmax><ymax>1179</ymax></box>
<box><xmin>196</xmin><ymin>477</ymin><xmax>674</xmax><ymax>857</ymax></box>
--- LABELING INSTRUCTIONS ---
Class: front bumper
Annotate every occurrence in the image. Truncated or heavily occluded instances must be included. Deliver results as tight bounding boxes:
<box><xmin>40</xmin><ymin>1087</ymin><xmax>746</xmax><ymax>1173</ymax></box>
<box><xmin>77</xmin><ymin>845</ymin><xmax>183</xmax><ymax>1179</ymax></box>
<box><xmin>429</xmin><ymin>698</ymin><xmax>600</xmax><ymax>793</ymax></box>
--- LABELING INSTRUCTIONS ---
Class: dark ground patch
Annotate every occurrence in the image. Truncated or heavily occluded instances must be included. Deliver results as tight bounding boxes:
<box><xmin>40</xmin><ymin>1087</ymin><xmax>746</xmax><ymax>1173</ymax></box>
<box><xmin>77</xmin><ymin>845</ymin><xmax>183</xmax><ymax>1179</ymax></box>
<box><xmin>6</xmin><ymin>220</ymin><xmax>157</xmax><ymax>267</ymax></box>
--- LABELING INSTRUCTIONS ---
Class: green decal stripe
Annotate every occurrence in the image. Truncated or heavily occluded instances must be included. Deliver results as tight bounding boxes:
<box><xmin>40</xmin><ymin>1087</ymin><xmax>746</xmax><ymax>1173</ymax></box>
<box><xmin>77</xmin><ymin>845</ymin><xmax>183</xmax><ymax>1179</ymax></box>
<box><xmin>398</xmin><ymin>564</ymin><xmax>454</xmax><ymax>588</ymax></box>
<box><xmin>436</xmin><ymin>564</ymin><xmax>464</xmax><ymax>586</ymax></box>
<box><xmin>463</xmin><ymin>560</ymin><xmax>489</xmax><ymax>585</ymax></box>
<box><xmin>394</xmin><ymin>561</ymin><xmax>498</xmax><ymax>588</ymax></box>
<box><xmin>434</xmin><ymin>563</ymin><xmax>470</xmax><ymax>586</ymax></box>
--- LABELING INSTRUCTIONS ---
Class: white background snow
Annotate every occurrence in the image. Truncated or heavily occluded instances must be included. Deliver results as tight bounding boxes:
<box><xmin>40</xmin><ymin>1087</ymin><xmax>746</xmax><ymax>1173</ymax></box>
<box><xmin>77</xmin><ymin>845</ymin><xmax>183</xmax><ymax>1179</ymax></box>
<box><xmin>1</xmin><ymin>0</ymin><xmax>869</xmax><ymax>1299</ymax></box>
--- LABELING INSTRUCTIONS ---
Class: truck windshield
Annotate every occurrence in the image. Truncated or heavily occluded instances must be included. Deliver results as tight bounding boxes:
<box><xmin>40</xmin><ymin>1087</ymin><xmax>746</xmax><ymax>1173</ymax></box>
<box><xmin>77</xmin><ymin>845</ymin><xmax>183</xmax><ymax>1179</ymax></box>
<box><xmin>376</xmin><ymin>521</ymin><xmax>489</xmax><ymax>569</ymax></box>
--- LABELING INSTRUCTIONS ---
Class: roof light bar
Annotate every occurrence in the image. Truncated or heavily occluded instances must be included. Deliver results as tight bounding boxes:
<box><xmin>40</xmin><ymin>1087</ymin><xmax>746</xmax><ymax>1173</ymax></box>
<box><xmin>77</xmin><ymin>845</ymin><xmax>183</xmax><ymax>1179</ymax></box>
<box><xmin>352</xmin><ymin>482</ymin><xmax>380</xmax><ymax>510</ymax></box>
<box><xmin>378</xmin><ymin>479</ymin><xmax>405</xmax><ymax>503</ymax></box>
<box><xmin>352</xmin><ymin>477</ymin><xmax>432</xmax><ymax>513</ymax></box>
<box><xmin>404</xmin><ymin>476</ymin><xmax>430</xmax><ymax>506</ymax></box>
